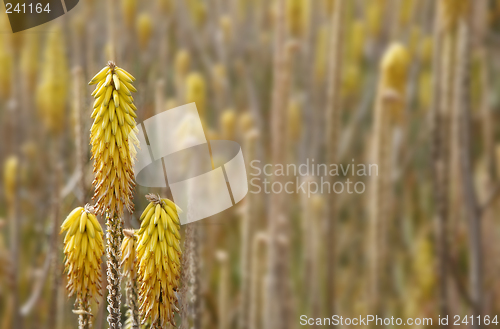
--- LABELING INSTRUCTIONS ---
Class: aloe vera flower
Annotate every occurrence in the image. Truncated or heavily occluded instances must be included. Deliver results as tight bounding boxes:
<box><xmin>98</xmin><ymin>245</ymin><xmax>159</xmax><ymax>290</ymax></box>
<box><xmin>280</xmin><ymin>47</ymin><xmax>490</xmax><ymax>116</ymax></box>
<box><xmin>88</xmin><ymin>61</ymin><xmax>140</xmax><ymax>217</ymax></box>
<box><xmin>61</xmin><ymin>204</ymin><xmax>104</xmax><ymax>303</ymax></box>
<box><xmin>136</xmin><ymin>194</ymin><xmax>182</xmax><ymax>327</ymax></box>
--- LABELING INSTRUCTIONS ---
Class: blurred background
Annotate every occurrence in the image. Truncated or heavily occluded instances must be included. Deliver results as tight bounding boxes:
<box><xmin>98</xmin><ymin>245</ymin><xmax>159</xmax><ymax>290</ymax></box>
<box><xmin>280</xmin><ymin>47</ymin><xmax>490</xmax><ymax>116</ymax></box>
<box><xmin>1</xmin><ymin>0</ymin><xmax>500</xmax><ymax>328</ymax></box>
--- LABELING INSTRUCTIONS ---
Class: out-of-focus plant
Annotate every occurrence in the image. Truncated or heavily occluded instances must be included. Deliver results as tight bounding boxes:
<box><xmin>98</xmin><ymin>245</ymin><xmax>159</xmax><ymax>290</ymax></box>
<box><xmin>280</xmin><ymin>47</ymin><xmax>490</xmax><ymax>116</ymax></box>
<box><xmin>136</xmin><ymin>13</ymin><xmax>153</xmax><ymax>50</ymax></box>
<box><xmin>4</xmin><ymin>156</ymin><xmax>18</xmax><ymax>205</ymax></box>
<box><xmin>186</xmin><ymin>72</ymin><xmax>207</xmax><ymax>119</ymax></box>
<box><xmin>20</xmin><ymin>33</ymin><xmax>39</xmax><ymax>92</ymax></box>
<box><xmin>36</xmin><ymin>26</ymin><xmax>68</xmax><ymax>135</ymax></box>
<box><xmin>122</xmin><ymin>0</ymin><xmax>138</xmax><ymax>30</ymax></box>
<box><xmin>0</xmin><ymin>17</ymin><xmax>13</xmax><ymax>99</ymax></box>
<box><xmin>220</xmin><ymin>109</ymin><xmax>236</xmax><ymax>140</ymax></box>
<box><xmin>286</xmin><ymin>0</ymin><xmax>309</xmax><ymax>37</ymax></box>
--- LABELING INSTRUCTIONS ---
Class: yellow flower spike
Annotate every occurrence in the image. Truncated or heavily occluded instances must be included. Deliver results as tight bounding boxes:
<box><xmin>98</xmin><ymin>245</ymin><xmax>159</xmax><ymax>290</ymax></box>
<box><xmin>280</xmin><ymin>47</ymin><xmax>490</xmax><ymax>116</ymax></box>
<box><xmin>109</xmin><ymin>101</ymin><xmax>116</xmax><ymax>122</ymax></box>
<box><xmin>68</xmin><ymin>215</ymin><xmax>81</xmax><ymax>236</ymax></box>
<box><xmin>122</xmin><ymin>0</ymin><xmax>137</xmax><ymax>29</ymax></box>
<box><xmin>379</xmin><ymin>43</ymin><xmax>410</xmax><ymax>124</ymax></box>
<box><xmin>137</xmin><ymin>13</ymin><xmax>153</xmax><ymax>50</ymax></box>
<box><xmin>186</xmin><ymin>72</ymin><xmax>207</xmax><ymax>118</ymax></box>
<box><xmin>162</xmin><ymin>198</ymin><xmax>182</xmax><ymax>213</ymax></box>
<box><xmin>136</xmin><ymin>194</ymin><xmax>182</xmax><ymax>327</ymax></box>
<box><xmin>61</xmin><ymin>206</ymin><xmax>83</xmax><ymax>233</ymax></box>
<box><xmin>86</xmin><ymin>219</ymin><xmax>95</xmax><ymax>239</ymax></box>
<box><xmin>61</xmin><ymin>204</ymin><xmax>104</xmax><ymax>305</ymax></box>
<box><xmin>90</xmin><ymin>62</ymin><xmax>139</xmax><ymax>216</ymax></box>
<box><xmin>160</xmin><ymin>208</ymin><xmax>168</xmax><ymax>230</ymax></box>
<box><xmin>381</xmin><ymin>43</ymin><xmax>410</xmax><ymax>96</ymax></box>
<box><xmin>115</xmin><ymin>68</ymin><xmax>135</xmax><ymax>82</ymax></box>
<box><xmin>148</xmin><ymin>216</ymin><xmax>155</xmax><ymax>236</ymax></box>
<box><xmin>287</xmin><ymin>99</ymin><xmax>302</xmax><ymax>142</ymax></box>
<box><xmin>220</xmin><ymin>109</ymin><xmax>236</xmax><ymax>140</ymax></box>
<box><xmin>440</xmin><ymin>0</ymin><xmax>468</xmax><ymax>31</ymax></box>
<box><xmin>87</xmin><ymin>213</ymin><xmax>102</xmax><ymax>232</ymax></box>
<box><xmin>3</xmin><ymin>155</ymin><xmax>19</xmax><ymax>202</ymax></box>
<box><xmin>20</xmin><ymin>33</ymin><xmax>39</xmax><ymax>92</ymax></box>
<box><xmin>104</xmin><ymin>74</ymin><xmax>112</xmax><ymax>87</ymax></box>
<box><xmin>104</xmin><ymin>86</ymin><xmax>113</xmax><ymax>107</ymax></box>
<box><xmin>92</xmin><ymin>79</ymin><xmax>105</xmax><ymax>96</ymax></box>
<box><xmin>175</xmin><ymin>49</ymin><xmax>191</xmax><ymax>78</ymax></box>
<box><xmin>79</xmin><ymin>211</ymin><xmax>88</xmax><ymax>233</ymax></box>
<box><xmin>286</xmin><ymin>0</ymin><xmax>309</xmax><ymax>37</ymax></box>
<box><xmin>36</xmin><ymin>26</ymin><xmax>68</xmax><ymax>134</ymax></box>
<box><xmin>112</xmin><ymin>91</ymin><xmax>120</xmax><ymax>108</ymax></box>
<box><xmin>89</xmin><ymin>67</ymin><xmax>110</xmax><ymax>85</ymax></box>
<box><xmin>122</xmin><ymin>80</ymin><xmax>137</xmax><ymax>93</ymax></box>
<box><xmin>164</xmin><ymin>206</ymin><xmax>179</xmax><ymax>225</ymax></box>
<box><xmin>119</xmin><ymin>83</ymin><xmax>132</xmax><ymax>97</ymax></box>
<box><xmin>154</xmin><ymin>204</ymin><xmax>161</xmax><ymax>225</ymax></box>
<box><xmin>112</xmin><ymin>74</ymin><xmax>121</xmax><ymax>90</ymax></box>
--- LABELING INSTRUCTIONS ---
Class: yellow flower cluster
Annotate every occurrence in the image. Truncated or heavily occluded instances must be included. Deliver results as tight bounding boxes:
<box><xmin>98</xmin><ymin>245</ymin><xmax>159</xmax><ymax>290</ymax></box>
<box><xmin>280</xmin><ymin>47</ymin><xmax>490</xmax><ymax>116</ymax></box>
<box><xmin>136</xmin><ymin>13</ymin><xmax>153</xmax><ymax>50</ymax></box>
<box><xmin>36</xmin><ymin>26</ymin><xmax>69</xmax><ymax>134</ymax></box>
<box><xmin>61</xmin><ymin>205</ymin><xmax>104</xmax><ymax>303</ymax></box>
<box><xmin>3</xmin><ymin>155</ymin><xmax>18</xmax><ymax>204</ymax></box>
<box><xmin>136</xmin><ymin>194</ymin><xmax>182</xmax><ymax>327</ymax></box>
<box><xmin>186</xmin><ymin>72</ymin><xmax>206</xmax><ymax>118</ymax></box>
<box><xmin>440</xmin><ymin>0</ymin><xmax>469</xmax><ymax>31</ymax></box>
<box><xmin>380</xmin><ymin>43</ymin><xmax>410</xmax><ymax>123</ymax></box>
<box><xmin>88</xmin><ymin>62</ymin><xmax>139</xmax><ymax>216</ymax></box>
<box><xmin>286</xmin><ymin>0</ymin><xmax>310</xmax><ymax>37</ymax></box>
<box><xmin>380</xmin><ymin>43</ymin><xmax>410</xmax><ymax>96</ymax></box>
<box><xmin>0</xmin><ymin>13</ymin><xmax>12</xmax><ymax>99</ymax></box>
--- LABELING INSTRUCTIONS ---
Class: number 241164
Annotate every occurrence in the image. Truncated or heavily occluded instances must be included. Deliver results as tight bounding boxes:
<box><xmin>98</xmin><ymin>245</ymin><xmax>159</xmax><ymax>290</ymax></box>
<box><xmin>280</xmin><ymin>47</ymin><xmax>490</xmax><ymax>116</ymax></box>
<box><xmin>5</xmin><ymin>3</ymin><xmax>51</xmax><ymax>14</ymax></box>
<box><xmin>454</xmin><ymin>315</ymin><xmax>499</xmax><ymax>326</ymax></box>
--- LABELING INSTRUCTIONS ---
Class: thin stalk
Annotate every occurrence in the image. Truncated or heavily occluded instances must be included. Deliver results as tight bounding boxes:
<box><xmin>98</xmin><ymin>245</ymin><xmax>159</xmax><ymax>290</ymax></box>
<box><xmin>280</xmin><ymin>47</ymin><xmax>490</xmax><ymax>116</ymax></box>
<box><xmin>180</xmin><ymin>224</ymin><xmax>198</xmax><ymax>329</ymax></box>
<box><xmin>77</xmin><ymin>299</ymin><xmax>92</xmax><ymax>329</ymax></box>
<box><xmin>249</xmin><ymin>233</ymin><xmax>267</xmax><ymax>329</ymax></box>
<box><xmin>431</xmin><ymin>1</ymin><xmax>449</xmax><ymax>320</ymax></box>
<box><xmin>73</xmin><ymin>67</ymin><xmax>86</xmax><ymax>200</ymax></box>
<box><xmin>105</xmin><ymin>215</ymin><xmax>123</xmax><ymax>329</ymax></box>
<box><xmin>267</xmin><ymin>0</ymin><xmax>294</xmax><ymax>328</ymax></box>
<box><xmin>216</xmin><ymin>251</ymin><xmax>229</xmax><ymax>329</ymax></box>
<box><xmin>124</xmin><ymin>278</ymin><xmax>139</xmax><ymax>328</ymax></box>
<box><xmin>324</xmin><ymin>0</ymin><xmax>345</xmax><ymax>316</ymax></box>
<box><xmin>455</xmin><ymin>13</ymin><xmax>483</xmax><ymax>324</ymax></box>
<box><xmin>238</xmin><ymin>130</ymin><xmax>259</xmax><ymax>329</ymax></box>
<box><xmin>46</xmin><ymin>154</ymin><xmax>63</xmax><ymax>329</ymax></box>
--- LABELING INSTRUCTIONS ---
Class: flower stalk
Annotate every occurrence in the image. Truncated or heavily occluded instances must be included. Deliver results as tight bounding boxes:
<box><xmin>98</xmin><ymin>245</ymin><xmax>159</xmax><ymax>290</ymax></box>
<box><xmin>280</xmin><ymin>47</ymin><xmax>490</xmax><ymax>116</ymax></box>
<box><xmin>106</xmin><ymin>214</ymin><xmax>123</xmax><ymax>329</ymax></box>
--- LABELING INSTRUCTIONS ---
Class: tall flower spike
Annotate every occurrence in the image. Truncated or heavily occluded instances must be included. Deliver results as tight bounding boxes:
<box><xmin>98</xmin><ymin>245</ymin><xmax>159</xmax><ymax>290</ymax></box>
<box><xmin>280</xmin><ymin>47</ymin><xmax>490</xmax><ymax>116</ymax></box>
<box><xmin>88</xmin><ymin>61</ymin><xmax>140</xmax><ymax>217</ymax></box>
<box><xmin>61</xmin><ymin>204</ymin><xmax>104</xmax><ymax>305</ymax></box>
<box><xmin>121</xmin><ymin>229</ymin><xmax>140</xmax><ymax>329</ymax></box>
<box><xmin>136</xmin><ymin>194</ymin><xmax>182</xmax><ymax>327</ymax></box>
